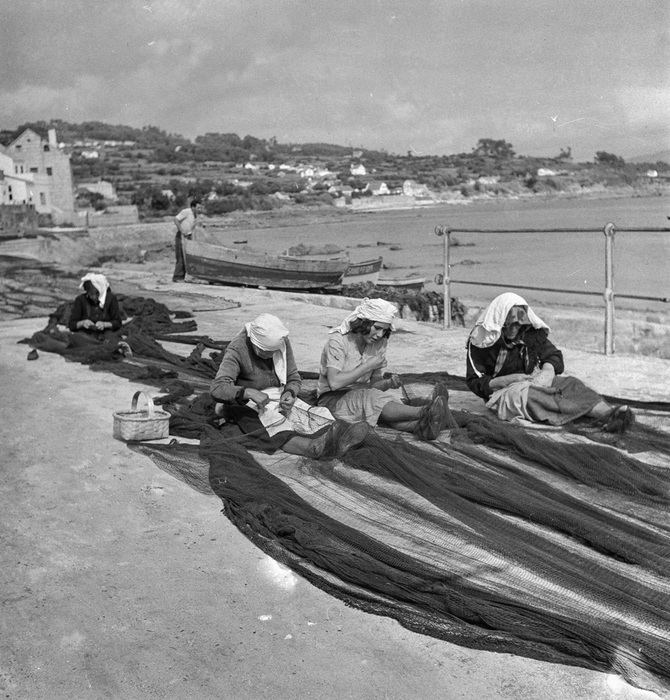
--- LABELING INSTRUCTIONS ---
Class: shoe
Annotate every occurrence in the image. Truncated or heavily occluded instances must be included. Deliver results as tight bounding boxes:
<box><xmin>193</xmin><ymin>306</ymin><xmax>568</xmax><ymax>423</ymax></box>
<box><xmin>172</xmin><ymin>278</ymin><xmax>185</xmax><ymax>283</ymax></box>
<box><xmin>414</xmin><ymin>396</ymin><xmax>447</xmax><ymax>441</ymax></box>
<box><xmin>312</xmin><ymin>420</ymin><xmax>370</xmax><ymax>459</ymax></box>
<box><xmin>603</xmin><ymin>405</ymin><xmax>635</xmax><ymax>434</ymax></box>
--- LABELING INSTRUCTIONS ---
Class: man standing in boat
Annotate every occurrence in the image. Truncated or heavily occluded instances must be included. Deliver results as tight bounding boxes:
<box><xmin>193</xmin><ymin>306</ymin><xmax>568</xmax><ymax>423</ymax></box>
<box><xmin>173</xmin><ymin>196</ymin><xmax>202</xmax><ymax>282</ymax></box>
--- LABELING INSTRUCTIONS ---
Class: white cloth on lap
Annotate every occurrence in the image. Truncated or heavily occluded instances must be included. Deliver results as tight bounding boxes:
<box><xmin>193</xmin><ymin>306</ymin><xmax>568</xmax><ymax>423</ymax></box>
<box><xmin>250</xmin><ymin>387</ymin><xmax>334</xmax><ymax>437</ymax></box>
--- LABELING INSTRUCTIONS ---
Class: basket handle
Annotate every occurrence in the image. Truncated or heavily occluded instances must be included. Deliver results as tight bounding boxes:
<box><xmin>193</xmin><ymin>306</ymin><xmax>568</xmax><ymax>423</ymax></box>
<box><xmin>131</xmin><ymin>391</ymin><xmax>155</xmax><ymax>417</ymax></box>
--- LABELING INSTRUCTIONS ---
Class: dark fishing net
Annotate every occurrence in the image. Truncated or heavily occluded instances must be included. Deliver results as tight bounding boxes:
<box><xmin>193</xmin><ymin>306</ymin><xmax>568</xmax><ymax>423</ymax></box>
<box><xmin>24</xmin><ymin>297</ymin><xmax>670</xmax><ymax>693</ymax></box>
<box><xmin>133</xmin><ymin>424</ymin><xmax>670</xmax><ymax>694</ymax></box>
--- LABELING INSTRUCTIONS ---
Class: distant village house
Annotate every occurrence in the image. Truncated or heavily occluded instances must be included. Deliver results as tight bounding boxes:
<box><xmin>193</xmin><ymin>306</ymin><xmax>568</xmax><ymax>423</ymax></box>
<box><xmin>78</xmin><ymin>179</ymin><xmax>118</xmax><ymax>202</ymax></box>
<box><xmin>365</xmin><ymin>181</ymin><xmax>390</xmax><ymax>196</ymax></box>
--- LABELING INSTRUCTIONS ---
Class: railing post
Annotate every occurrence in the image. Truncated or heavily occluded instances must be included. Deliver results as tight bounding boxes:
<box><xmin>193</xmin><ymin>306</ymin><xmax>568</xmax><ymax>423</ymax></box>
<box><xmin>435</xmin><ymin>226</ymin><xmax>451</xmax><ymax>329</ymax></box>
<box><xmin>603</xmin><ymin>222</ymin><xmax>616</xmax><ymax>355</ymax></box>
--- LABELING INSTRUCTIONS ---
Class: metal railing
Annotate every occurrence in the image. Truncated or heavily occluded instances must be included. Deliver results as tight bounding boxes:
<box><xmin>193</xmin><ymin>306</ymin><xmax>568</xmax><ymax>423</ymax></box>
<box><xmin>434</xmin><ymin>223</ymin><xmax>670</xmax><ymax>354</ymax></box>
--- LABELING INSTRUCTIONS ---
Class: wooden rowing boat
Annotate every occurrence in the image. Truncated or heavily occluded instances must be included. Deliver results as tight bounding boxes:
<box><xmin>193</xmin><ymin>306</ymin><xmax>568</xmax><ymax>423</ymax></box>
<box><xmin>376</xmin><ymin>275</ymin><xmax>426</xmax><ymax>292</ymax></box>
<box><xmin>183</xmin><ymin>237</ymin><xmax>348</xmax><ymax>290</ymax></box>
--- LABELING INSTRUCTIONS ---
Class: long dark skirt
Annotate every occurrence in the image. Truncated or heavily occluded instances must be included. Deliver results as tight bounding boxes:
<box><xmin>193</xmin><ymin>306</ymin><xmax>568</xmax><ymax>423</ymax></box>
<box><xmin>526</xmin><ymin>376</ymin><xmax>601</xmax><ymax>426</ymax></box>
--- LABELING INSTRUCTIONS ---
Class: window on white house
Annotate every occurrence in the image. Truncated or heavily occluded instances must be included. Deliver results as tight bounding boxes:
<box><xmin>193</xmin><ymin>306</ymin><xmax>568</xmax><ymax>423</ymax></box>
<box><xmin>30</xmin><ymin>167</ymin><xmax>38</xmax><ymax>173</ymax></box>
<box><xmin>46</xmin><ymin>167</ymin><xmax>53</xmax><ymax>176</ymax></box>
<box><xmin>39</xmin><ymin>192</ymin><xmax>46</xmax><ymax>205</ymax></box>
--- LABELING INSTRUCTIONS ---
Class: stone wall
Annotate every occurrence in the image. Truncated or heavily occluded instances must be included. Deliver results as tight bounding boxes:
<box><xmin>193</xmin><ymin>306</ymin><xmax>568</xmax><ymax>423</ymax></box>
<box><xmin>0</xmin><ymin>205</ymin><xmax>40</xmax><ymax>238</ymax></box>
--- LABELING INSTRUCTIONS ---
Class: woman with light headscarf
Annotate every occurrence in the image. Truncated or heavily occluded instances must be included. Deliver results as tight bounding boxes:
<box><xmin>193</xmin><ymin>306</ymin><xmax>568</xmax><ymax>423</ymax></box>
<box><xmin>211</xmin><ymin>313</ymin><xmax>369</xmax><ymax>458</ymax></box>
<box><xmin>317</xmin><ymin>298</ymin><xmax>449</xmax><ymax>440</ymax></box>
<box><xmin>68</xmin><ymin>273</ymin><xmax>123</xmax><ymax>343</ymax></box>
<box><xmin>466</xmin><ymin>292</ymin><xmax>633</xmax><ymax>432</ymax></box>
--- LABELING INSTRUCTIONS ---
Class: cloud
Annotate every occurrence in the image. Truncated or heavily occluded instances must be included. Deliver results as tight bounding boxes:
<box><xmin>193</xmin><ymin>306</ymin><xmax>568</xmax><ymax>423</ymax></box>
<box><xmin>1</xmin><ymin>0</ymin><xmax>668</xmax><ymax>158</ymax></box>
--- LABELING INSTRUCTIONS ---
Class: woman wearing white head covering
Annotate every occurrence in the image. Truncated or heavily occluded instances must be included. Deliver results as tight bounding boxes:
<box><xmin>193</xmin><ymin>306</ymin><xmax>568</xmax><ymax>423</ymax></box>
<box><xmin>316</xmin><ymin>298</ymin><xmax>449</xmax><ymax>441</ymax></box>
<box><xmin>466</xmin><ymin>292</ymin><xmax>633</xmax><ymax>431</ymax></box>
<box><xmin>68</xmin><ymin>272</ymin><xmax>123</xmax><ymax>340</ymax></box>
<box><xmin>211</xmin><ymin>313</ymin><xmax>369</xmax><ymax>459</ymax></box>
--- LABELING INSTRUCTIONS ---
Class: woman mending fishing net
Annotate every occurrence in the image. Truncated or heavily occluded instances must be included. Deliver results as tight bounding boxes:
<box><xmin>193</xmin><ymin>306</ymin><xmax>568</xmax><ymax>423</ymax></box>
<box><xmin>210</xmin><ymin>313</ymin><xmax>369</xmax><ymax>458</ymax></box>
<box><xmin>68</xmin><ymin>273</ymin><xmax>123</xmax><ymax>344</ymax></box>
<box><xmin>316</xmin><ymin>298</ymin><xmax>450</xmax><ymax>440</ymax></box>
<box><xmin>465</xmin><ymin>292</ymin><xmax>634</xmax><ymax>431</ymax></box>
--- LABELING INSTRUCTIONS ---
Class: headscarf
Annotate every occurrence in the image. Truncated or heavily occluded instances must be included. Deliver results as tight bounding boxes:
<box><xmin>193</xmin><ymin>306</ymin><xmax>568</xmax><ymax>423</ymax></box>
<box><xmin>79</xmin><ymin>273</ymin><xmax>110</xmax><ymax>309</ymax></box>
<box><xmin>244</xmin><ymin>313</ymin><xmax>289</xmax><ymax>384</ymax></box>
<box><xmin>468</xmin><ymin>292</ymin><xmax>549</xmax><ymax>349</ymax></box>
<box><xmin>331</xmin><ymin>297</ymin><xmax>398</xmax><ymax>334</ymax></box>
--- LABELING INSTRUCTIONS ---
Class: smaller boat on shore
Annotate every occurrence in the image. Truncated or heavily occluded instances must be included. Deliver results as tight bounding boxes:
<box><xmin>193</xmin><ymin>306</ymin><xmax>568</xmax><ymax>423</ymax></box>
<box><xmin>376</xmin><ymin>276</ymin><xmax>426</xmax><ymax>292</ymax></box>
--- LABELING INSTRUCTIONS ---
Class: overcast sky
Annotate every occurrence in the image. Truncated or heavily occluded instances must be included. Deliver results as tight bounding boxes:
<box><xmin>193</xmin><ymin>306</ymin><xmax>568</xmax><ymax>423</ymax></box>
<box><xmin>2</xmin><ymin>0</ymin><xmax>668</xmax><ymax>160</ymax></box>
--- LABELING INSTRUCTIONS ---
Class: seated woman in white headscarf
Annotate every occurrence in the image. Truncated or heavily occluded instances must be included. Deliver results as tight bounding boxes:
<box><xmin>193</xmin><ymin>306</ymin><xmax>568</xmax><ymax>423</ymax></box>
<box><xmin>465</xmin><ymin>292</ymin><xmax>634</xmax><ymax>432</ymax></box>
<box><xmin>68</xmin><ymin>273</ymin><xmax>123</xmax><ymax>345</ymax></box>
<box><xmin>316</xmin><ymin>298</ymin><xmax>449</xmax><ymax>441</ymax></box>
<box><xmin>211</xmin><ymin>313</ymin><xmax>369</xmax><ymax>458</ymax></box>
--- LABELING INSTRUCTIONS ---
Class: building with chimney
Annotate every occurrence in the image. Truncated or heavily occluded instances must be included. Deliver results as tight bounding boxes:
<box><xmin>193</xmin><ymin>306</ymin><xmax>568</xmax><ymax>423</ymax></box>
<box><xmin>4</xmin><ymin>128</ymin><xmax>75</xmax><ymax>224</ymax></box>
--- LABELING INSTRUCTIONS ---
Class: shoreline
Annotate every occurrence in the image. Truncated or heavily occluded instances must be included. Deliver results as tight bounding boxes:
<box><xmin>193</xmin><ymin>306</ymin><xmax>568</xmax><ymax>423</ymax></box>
<box><xmin>136</xmin><ymin>182</ymin><xmax>668</xmax><ymax>230</ymax></box>
<box><xmin>1</xmin><ymin>185</ymin><xmax>668</xmax><ymax>358</ymax></box>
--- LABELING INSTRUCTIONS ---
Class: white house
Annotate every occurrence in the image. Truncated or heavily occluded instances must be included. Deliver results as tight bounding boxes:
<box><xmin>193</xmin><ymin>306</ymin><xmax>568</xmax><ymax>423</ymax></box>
<box><xmin>0</xmin><ymin>148</ymin><xmax>34</xmax><ymax>205</ymax></box>
<box><xmin>402</xmin><ymin>179</ymin><xmax>431</xmax><ymax>197</ymax></box>
<box><xmin>350</xmin><ymin>163</ymin><xmax>367</xmax><ymax>176</ymax></box>
<box><xmin>477</xmin><ymin>176</ymin><xmax>500</xmax><ymax>186</ymax></box>
<box><xmin>78</xmin><ymin>179</ymin><xmax>118</xmax><ymax>201</ymax></box>
<box><xmin>365</xmin><ymin>181</ymin><xmax>390</xmax><ymax>196</ymax></box>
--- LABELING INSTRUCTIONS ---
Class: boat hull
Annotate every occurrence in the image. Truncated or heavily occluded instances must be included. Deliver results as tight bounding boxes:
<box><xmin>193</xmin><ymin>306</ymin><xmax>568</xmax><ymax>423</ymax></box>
<box><xmin>340</xmin><ymin>257</ymin><xmax>383</xmax><ymax>286</ymax></box>
<box><xmin>377</xmin><ymin>276</ymin><xmax>425</xmax><ymax>292</ymax></box>
<box><xmin>183</xmin><ymin>238</ymin><xmax>347</xmax><ymax>290</ymax></box>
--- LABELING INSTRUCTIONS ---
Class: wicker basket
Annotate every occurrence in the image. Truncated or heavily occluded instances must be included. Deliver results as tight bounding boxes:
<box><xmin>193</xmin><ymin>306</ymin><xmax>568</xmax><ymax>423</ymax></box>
<box><xmin>113</xmin><ymin>391</ymin><xmax>170</xmax><ymax>442</ymax></box>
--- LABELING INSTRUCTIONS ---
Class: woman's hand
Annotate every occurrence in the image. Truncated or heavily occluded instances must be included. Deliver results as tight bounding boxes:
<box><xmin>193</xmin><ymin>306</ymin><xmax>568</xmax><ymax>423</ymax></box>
<box><xmin>531</xmin><ymin>364</ymin><xmax>555</xmax><ymax>387</ymax></box>
<box><xmin>279</xmin><ymin>391</ymin><xmax>296</xmax><ymax>415</ymax></box>
<box><xmin>245</xmin><ymin>388</ymin><xmax>270</xmax><ymax>409</ymax></box>
<box><xmin>94</xmin><ymin>321</ymin><xmax>108</xmax><ymax>331</ymax></box>
<box><xmin>78</xmin><ymin>319</ymin><xmax>95</xmax><ymax>330</ymax></box>
<box><xmin>374</xmin><ymin>374</ymin><xmax>401</xmax><ymax>391</ymax></box>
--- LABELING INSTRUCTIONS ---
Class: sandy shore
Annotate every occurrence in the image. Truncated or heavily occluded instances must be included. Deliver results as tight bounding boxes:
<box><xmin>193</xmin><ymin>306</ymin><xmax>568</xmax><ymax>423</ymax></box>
<box><xmin>1</xmin><ymin>258</ymin><xmax>669</xmax><ymax>698</ymax></box>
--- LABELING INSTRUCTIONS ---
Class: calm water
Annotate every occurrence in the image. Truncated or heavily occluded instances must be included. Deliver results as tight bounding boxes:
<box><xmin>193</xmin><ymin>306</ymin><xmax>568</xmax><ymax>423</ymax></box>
<box><xmin>210</xmin><ymin>194</ymin><xmax>670</xmax><ymax>312</ymax></box>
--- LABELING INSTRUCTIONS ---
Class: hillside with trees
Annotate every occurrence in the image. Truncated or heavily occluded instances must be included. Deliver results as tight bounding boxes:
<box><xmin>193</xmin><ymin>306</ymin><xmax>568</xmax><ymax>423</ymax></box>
<box><xmin>1</xmin><ymin>120</ymin><xmax>667</xmax><ymax>219</ymax></box>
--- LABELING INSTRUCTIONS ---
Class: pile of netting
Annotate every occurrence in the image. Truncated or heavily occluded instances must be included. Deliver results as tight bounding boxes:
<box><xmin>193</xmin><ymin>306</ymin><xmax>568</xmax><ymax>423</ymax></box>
<box><xmin>340</xmin><ymin>284</ymin><xmax>466</xmax><ymax>325</ymax></box>
<box><xmin>22</xmin><ymin>297</ymin><xmax>670</xmax><ymax>694</ymax></box>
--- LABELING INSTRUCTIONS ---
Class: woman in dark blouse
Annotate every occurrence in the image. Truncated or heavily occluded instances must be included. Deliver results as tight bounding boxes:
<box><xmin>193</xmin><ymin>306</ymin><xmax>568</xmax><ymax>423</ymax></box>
<box><xmin>466</xmin><ymin>292</ymin><xmax>633</xmax><ymax>431</ymax></box>
<box><xmin>68</xmin><ymin>273</ymin><xmax>123</xmax><ymax>342</ymax></box>
<box><xmin>211</xmin><ymin>313</ymin><xmax>369</xmax><ymax>458</ymax></box>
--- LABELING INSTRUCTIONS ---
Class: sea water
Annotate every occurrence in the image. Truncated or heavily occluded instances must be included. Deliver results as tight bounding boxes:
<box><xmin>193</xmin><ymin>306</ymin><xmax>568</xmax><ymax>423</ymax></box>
<box><xmin>211</xmin><ymin>194</ymin><xmax>670</xmax><ymax>312</ymax></box>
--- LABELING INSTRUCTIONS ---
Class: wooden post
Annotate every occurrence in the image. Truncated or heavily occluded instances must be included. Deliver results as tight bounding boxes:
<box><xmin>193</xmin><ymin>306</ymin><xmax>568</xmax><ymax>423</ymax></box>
<box><xmin>603</xmin><ymin>222</ymin><xmax>616</xmax><ymax>355</ymax></box>
<box><xmin>434</xmin><ymin>226</ymin><xmax>451</xmax><ymax>329</ymax></box>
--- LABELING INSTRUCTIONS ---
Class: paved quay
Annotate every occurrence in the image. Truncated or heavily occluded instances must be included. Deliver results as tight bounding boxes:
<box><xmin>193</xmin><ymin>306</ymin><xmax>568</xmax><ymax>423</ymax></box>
<box><xmin>1</xmin><ymin>270</ymin><xmax>667</xmax><ymax>699</ymax></box>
